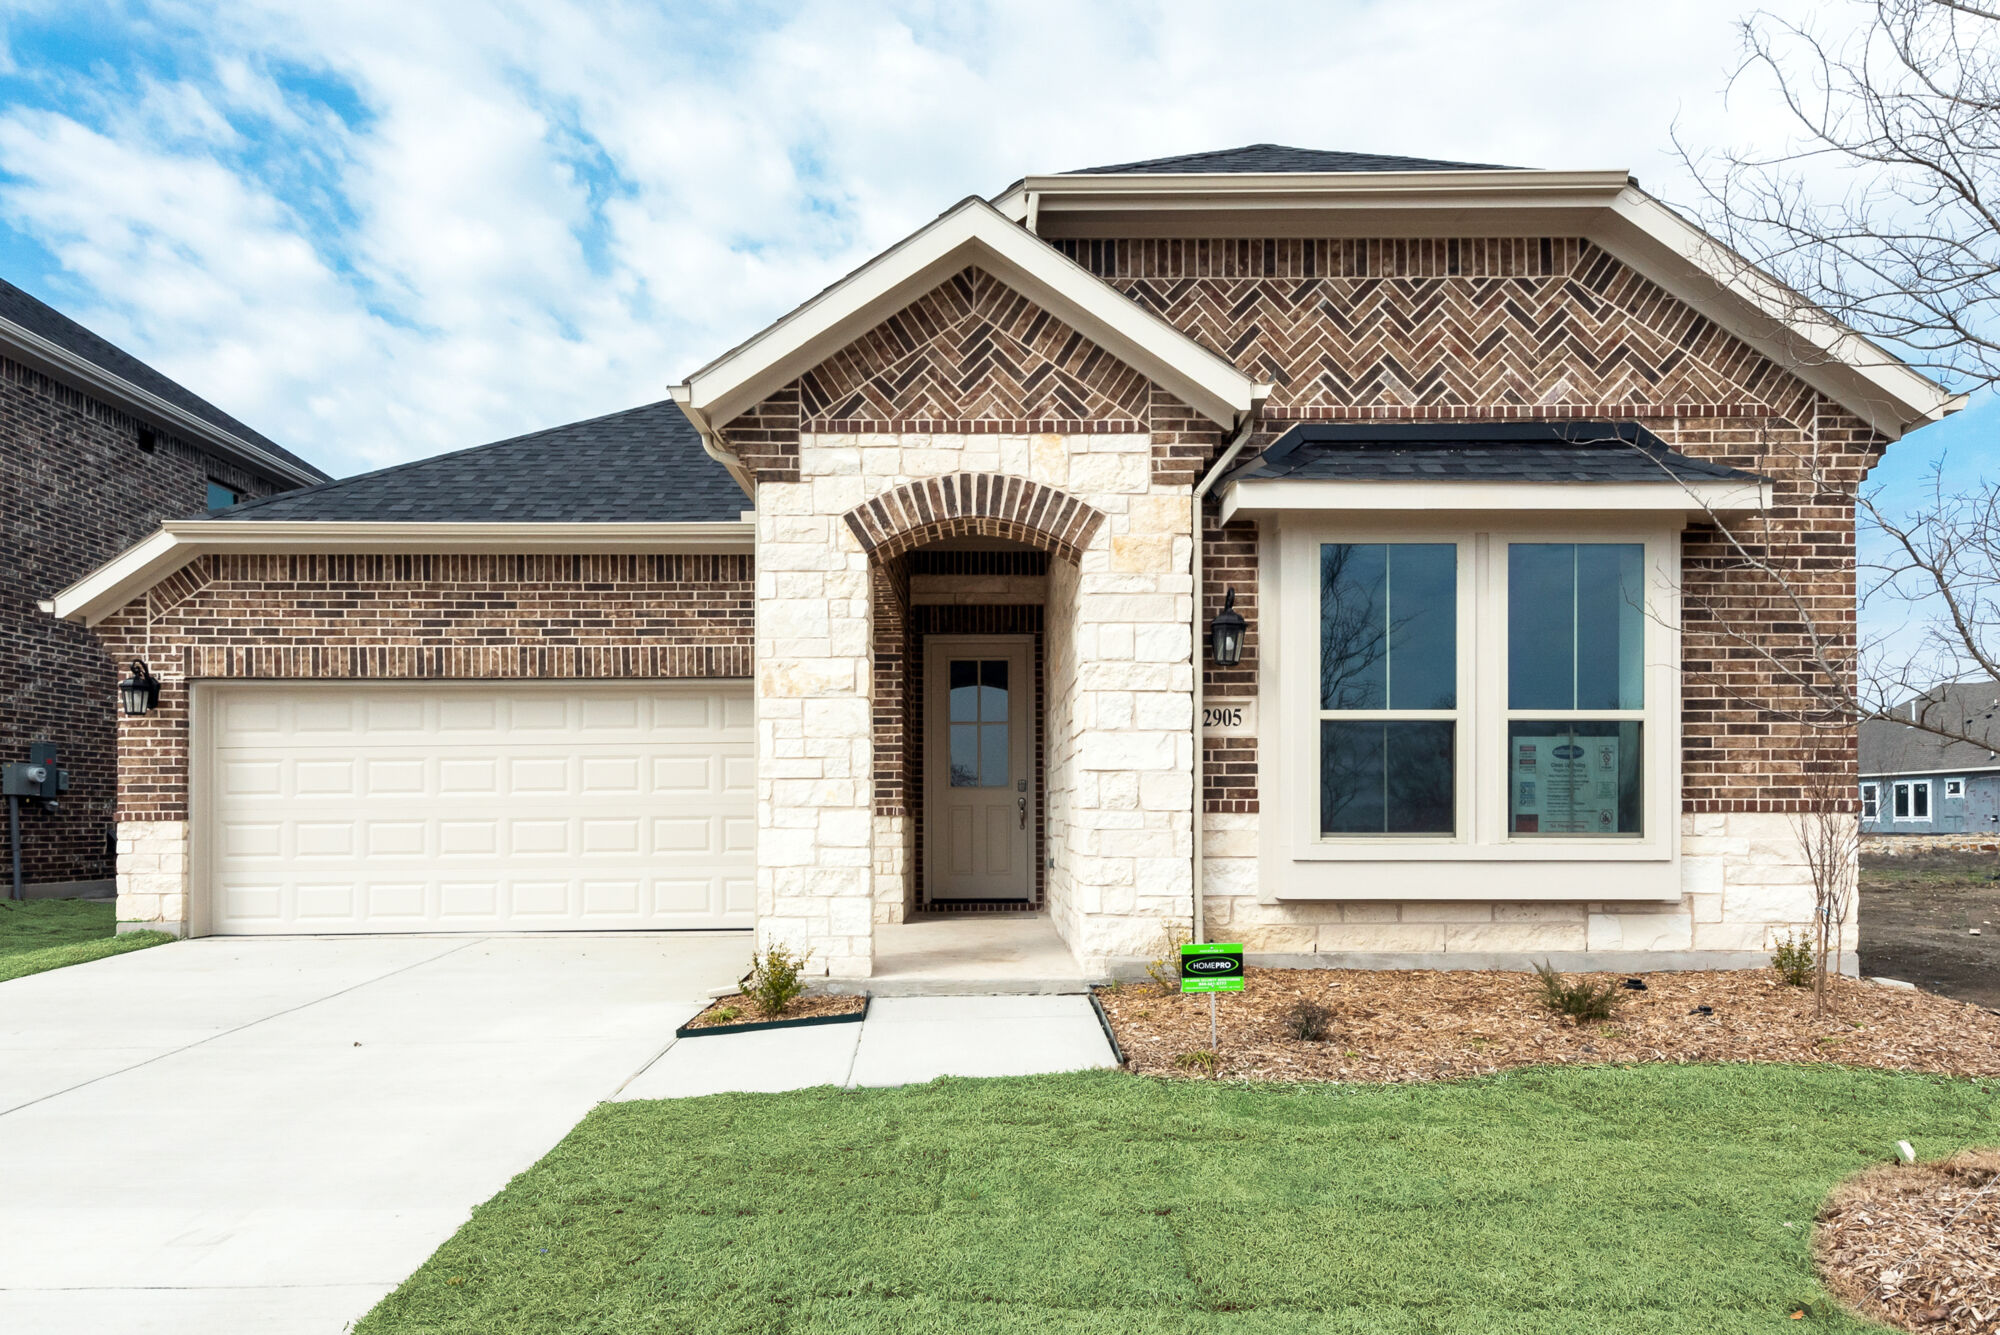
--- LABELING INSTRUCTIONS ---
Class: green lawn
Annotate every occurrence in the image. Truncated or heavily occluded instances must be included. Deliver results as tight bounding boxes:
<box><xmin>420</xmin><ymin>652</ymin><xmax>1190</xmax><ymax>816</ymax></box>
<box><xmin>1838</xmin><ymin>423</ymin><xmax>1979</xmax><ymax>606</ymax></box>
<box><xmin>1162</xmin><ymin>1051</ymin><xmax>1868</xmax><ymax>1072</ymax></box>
<box><xmin>359</xmin><ymin>1064</ymin><xmax>1999</xmax><ymax>1334</ymax></box>
<box><xmin>0</xmin><ymin>898</ymin><xmax>171</xmax><ymax>983</ymax></box>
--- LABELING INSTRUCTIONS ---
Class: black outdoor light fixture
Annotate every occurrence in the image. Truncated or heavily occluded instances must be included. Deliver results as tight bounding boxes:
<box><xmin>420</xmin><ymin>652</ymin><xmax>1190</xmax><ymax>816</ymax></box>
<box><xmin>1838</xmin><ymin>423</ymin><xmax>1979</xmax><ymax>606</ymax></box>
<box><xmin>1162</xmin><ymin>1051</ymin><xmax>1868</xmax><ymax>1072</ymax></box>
<box><xmin>1210</xmin><ymin>588</ymin><xmax>1246</xmax><ymax>667</ymax></box>
<box><xmin>119</xmin><ymin>660</ymin><xmax>160</xmax><ymax>717</ymax></box>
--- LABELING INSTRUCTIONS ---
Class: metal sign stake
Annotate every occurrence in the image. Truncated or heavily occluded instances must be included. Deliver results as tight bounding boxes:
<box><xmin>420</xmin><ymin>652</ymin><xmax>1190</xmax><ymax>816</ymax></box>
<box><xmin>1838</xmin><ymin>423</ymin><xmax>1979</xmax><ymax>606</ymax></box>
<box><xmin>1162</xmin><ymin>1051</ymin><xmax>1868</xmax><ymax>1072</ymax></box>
<box><xmin>1209</xmin><ymin>991</ymin><xmax>1218</xmax><ymax>1050</ymax></box>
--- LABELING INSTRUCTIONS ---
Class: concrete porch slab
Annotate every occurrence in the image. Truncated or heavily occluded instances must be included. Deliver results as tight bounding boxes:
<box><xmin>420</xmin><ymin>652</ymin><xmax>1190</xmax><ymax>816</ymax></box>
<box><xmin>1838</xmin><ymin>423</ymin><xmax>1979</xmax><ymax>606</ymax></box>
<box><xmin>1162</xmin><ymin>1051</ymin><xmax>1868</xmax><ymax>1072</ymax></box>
<box><xmin>837</xmin><ymin>913</ymin><xmax>1100</xmax><ymax>995</ymax></box>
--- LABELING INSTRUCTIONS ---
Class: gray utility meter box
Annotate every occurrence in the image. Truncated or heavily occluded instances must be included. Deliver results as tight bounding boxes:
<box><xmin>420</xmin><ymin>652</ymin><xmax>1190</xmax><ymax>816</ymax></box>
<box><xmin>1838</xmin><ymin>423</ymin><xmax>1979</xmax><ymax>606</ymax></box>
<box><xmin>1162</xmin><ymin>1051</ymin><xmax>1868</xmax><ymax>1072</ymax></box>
<box><xmin>4</xmin><ymin>742</ymin><xmax>69</xmax><ymax>802</ymax></box>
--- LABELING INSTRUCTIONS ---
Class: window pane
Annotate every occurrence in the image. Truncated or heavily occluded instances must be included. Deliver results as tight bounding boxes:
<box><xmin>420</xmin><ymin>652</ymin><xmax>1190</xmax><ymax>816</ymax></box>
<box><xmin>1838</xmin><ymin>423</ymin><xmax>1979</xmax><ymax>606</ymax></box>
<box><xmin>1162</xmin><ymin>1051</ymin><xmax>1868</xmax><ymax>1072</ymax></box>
<box><xmin>1320</xmin><ymin>543</ymin><xmax>1456</xmax><ymax>710</ymax></box>
<box><xmin>1575</xmin><ymin>544</ymin><xmax>1644</xmax><ymax>709</ymax></box>
<box><xmin>1508</xmin><ymin>721</ymin><xmax>1642</xmax><ymax>836</ymax></box>
<box><xmin>980</xmin><ymin>723</ymin><xmax>1009</xmax><ymax>787</ymax></box>
<box><xmin>1914</xmin><ymin>784</ymin><xmax>1930</xmax><ymax>818</ymax></box>
<box><xmin>1508</xmin><ymin>545</ymin><xmax>1576</xmax><ymax>709</ymax></box>
<box><xmin>1320</xmin><ymin>544</ymin><xmax>1387</xmax><ymax>710</ymax></box>
<box><xmin>1388</xmin><ymin>545</ymin><xmax>1456</xmax><ymax>709</ymax></box>
<box><xmin>1320</xmin><ymin>720</ymin><xmax>1455</xmax><ymax>836</ymax></box>
<box><xmin>949</xmin><ymin>723</ymin><xmax>978</xmax><ymax>786</ymax></box>
<box><xmin>948</xmin><ymin>660</ymin><xmax>978</xmax><ymax>722</ymax></box>
<box><xmin>1894</xmin><ymin>784</ymin><xmax>1910</xmax><ymax>818</ymax></box>
<box><xmin>1509</xmin><ymin>544</ymin><xmax>1644</xmax><ymax>710</ymax></box>
<box><xmin>979</xmin><ymin>659</ymin><xmax>1008</xmax><ymax>722</ymax></box>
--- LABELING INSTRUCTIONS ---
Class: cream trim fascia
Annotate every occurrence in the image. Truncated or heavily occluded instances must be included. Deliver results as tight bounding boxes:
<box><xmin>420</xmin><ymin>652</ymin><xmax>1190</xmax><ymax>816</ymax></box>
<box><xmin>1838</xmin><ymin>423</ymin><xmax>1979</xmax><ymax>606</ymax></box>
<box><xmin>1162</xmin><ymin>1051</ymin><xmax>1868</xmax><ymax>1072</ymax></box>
<box><xmin>993</xmin><ymin>169</ymin><xmax>1632</xmax><ymax>217</ymax></box>
<box><xmin>43</xmin><ymin>520</ymin><xmax>756</xmax><ymax>627</ymax></box>
<box><xmin>1601</xmin><ymin>187</ymin><xmax>1964</xmax><ymax>439</ymax></box>
<box><xmin>678</xmin><ymin>196</ymin><xmax>1265</xmax><ymax>429</ymax></box>
<box><xmin>0</xmin><ymin>314</ymin><xmax>325</xmax><ymax>488</ymax></box>
<box><xmin>1218</xmin><ymin>476</ymin><xmax>1772</xmax><ymax>525</ymax></box>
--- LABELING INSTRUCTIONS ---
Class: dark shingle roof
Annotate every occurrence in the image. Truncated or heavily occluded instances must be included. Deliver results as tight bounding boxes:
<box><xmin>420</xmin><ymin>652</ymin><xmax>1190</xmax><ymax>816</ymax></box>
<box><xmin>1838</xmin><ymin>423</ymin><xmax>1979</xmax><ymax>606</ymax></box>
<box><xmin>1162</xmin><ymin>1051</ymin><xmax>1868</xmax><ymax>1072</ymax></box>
<box><xmin>1230</xmin><ymin>422</ymin><xmax>1763</xmax><ymax>486</ymax></box>
<box><xmin>1067</xmin><ymin>144</ymin><xmax>1517</xmax><ymax>175</ymax></box>
<box><xmin>1861</xmin><ymin>683</ymin><xmax>2000</xmax><ymax>776</ymax></box>
<box><xmin>0</xmin><ymin>276</ymin><xmax>326</xmax><ymax>482</ymax></box>
<box><xmin>214</xmin><ymin>399</ymin><xmax>745</xmax><ymax>523</ymax></box>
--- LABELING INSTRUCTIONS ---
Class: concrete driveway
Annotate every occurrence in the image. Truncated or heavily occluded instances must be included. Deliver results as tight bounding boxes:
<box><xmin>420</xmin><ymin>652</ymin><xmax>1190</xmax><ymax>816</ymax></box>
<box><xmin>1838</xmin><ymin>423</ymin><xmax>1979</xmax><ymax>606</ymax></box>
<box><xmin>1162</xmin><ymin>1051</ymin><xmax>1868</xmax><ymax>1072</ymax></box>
<box><xmin>0</xmin><ymin>932</ymin><xmax>748</xmax><ymax>1335</ymax></box>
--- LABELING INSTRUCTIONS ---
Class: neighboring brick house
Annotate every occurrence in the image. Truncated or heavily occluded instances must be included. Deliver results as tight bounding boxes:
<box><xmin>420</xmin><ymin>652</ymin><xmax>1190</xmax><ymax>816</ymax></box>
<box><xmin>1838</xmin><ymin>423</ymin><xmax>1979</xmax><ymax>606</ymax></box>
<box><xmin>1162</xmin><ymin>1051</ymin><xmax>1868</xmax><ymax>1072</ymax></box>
<box><xmin>49</xmin><ymin>146</ymin><xmax>1958</xmax><ymax>981</ymax></box>
<box><xmin>2</xmin><ymin>278</ymin><xmax>324</xmax><ymax>895</ymax></box>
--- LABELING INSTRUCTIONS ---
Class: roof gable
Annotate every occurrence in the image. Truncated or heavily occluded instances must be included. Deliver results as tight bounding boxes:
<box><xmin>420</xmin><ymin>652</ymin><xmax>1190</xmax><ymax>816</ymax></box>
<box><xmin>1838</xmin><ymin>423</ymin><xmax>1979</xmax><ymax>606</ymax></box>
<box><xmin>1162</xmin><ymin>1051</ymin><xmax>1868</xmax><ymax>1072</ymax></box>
<box><xmin>796</xmin><ymin>266</ymin><xmax>1153</xmax><ymax>427</ymax></box>
<box><xmin>677</xmin><ymin>197</ymin><xmax>1264</xmax><ymax>433</ymax></box>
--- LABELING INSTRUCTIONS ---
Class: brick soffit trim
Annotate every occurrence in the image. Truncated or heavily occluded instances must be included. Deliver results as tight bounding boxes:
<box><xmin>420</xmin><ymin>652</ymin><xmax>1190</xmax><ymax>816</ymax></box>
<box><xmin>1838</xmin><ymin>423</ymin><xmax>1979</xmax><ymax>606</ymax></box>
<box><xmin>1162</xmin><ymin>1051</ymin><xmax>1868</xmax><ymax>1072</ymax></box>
<box><xmin>843</xmin><ymin>473</ymin><xmax>1106</xmax><ymax>564</ymax></box>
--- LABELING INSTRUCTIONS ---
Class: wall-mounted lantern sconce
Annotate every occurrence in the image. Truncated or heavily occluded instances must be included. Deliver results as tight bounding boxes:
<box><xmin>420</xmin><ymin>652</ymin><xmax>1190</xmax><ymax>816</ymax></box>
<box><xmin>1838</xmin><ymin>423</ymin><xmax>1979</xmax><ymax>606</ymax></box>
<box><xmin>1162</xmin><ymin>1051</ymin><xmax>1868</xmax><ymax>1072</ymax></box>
<box><xmin>119</xmin><ymin>660</ymin><xmax>160</xmax><ymax>717</ymax></box>
<box><xmin>1210</xmin><ymin>588</ymin><xmax>1246</xmax><ymax>667</ymax></box>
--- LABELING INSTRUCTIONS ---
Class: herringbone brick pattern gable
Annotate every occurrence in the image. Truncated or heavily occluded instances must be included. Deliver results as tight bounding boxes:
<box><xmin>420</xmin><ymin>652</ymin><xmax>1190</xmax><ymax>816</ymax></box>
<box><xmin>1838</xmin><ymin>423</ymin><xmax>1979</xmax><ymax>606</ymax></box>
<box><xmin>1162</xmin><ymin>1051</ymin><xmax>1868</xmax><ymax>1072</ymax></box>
<box><xmin>1054</xmin><ymin>237</ymin><xmax>1815</xmax><ymax>422</ymax></box>
<box><xmin>798</xmin><ymin>267</ymin><xmax>1151</xmax><ymax>427</ymax></box>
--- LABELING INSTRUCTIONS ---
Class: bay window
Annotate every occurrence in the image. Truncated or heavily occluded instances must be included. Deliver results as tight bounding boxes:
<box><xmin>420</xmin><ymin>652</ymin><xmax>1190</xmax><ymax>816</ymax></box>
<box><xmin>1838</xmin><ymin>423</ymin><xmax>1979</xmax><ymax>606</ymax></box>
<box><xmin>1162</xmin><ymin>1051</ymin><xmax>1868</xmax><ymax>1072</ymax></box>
<box><xmin>1271</xmin><ymin>517</ymin><xmax>1679</xmax><ymax>897</ymax></box>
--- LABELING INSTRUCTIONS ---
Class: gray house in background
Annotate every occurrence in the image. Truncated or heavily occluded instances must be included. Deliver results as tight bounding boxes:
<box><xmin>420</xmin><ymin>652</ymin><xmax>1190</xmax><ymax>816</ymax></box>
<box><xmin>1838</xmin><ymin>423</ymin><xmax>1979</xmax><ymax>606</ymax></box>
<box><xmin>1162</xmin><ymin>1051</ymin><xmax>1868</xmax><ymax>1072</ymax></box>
<box><xmin>1860</xmin><ymin>682</ymin><xmax>2000</xmax><ymax>836</ymax></box>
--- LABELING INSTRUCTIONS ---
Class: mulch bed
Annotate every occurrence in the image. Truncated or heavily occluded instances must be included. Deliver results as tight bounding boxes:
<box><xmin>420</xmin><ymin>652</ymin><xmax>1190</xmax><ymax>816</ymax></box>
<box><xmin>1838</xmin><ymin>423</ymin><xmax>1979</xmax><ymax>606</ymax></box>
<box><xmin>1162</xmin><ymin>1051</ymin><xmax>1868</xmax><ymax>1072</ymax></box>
<box><xmin>1818</xmin><ymin>1150</ymin><xmax>2000</xmax><ymax>1334</ymax></box>
<box><xmin>682</xmin><ymin>992</ymin><xmax>867</xmax><ymax>1030</ymax></box>
<box><xmin>1095</xmin><ymin>968</ymin><xmax>2000</xmax><ymax>1083</ymax></box>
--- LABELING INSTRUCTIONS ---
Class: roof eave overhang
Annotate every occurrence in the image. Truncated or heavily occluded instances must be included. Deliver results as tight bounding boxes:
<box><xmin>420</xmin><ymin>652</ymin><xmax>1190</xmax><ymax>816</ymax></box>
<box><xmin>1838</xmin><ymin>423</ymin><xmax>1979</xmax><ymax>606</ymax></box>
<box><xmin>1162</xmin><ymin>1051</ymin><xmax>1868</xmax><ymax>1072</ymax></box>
<box><xmin>42</xmin><ymin>519</ymin><xmax>756</xmax><ymax>627</ymax></box>
<box><xmin>1217</xmin><ymin>476</ymin><xmax>1773</xmax><ymax>526</ymax></box>
<box><xmin>994</xmin><ymin>168</ymin><xmax>1632</xmax><ymax>220</ymax></box>
<box><xmin>679</xmin><ymin>196</ymin><xmax>1265</xmax><ymax>430</ymax></box>
<box><xmin>0</xmin><ymin>315</ymin><xmax>326</xmax><ymax>488</ymax></box>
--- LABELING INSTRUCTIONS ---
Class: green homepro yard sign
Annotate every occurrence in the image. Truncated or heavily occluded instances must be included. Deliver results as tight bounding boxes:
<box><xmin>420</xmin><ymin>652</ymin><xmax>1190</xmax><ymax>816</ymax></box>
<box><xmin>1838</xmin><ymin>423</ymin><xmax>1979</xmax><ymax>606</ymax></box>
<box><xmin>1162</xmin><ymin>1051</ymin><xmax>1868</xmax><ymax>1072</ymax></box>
<box><xmin>1181</xmin><ymin>942</ymin><xmax>1244</xmax><ymax>992</ymax></box>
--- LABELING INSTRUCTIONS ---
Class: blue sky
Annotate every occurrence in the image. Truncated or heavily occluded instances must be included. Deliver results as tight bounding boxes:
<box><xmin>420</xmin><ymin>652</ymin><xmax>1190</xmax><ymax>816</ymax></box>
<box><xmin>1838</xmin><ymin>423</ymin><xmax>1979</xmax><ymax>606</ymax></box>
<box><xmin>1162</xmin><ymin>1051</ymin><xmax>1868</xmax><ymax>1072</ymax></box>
<box><xmin>0</xmin><ymin>0</ymin><xmax>1990</xmax><ymax>660</ymax></box>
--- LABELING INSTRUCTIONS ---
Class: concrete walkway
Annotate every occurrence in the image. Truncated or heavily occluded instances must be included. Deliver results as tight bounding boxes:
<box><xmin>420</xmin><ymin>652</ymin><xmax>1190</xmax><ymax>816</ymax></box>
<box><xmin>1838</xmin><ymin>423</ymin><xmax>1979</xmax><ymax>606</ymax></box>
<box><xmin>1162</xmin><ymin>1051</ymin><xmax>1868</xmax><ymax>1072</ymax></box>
<box><xmin>617</xmin><ymin>994</ymin><xmax>1119</xmax><ymax>1099</ymax></box>
<box><xmin>0</xmin><ymin>933</ymin><xmax>748</xmax><ymax>1335</ymax></box>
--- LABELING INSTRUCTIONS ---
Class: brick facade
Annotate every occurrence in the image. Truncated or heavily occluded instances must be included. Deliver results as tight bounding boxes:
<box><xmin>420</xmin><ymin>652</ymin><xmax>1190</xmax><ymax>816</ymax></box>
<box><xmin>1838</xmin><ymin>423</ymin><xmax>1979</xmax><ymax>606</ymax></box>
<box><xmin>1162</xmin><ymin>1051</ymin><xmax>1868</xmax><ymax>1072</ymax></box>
<box><xmin>2</xmin><ymin>355</ymin><xmax>284</xmax><ymax>888</ymax></box>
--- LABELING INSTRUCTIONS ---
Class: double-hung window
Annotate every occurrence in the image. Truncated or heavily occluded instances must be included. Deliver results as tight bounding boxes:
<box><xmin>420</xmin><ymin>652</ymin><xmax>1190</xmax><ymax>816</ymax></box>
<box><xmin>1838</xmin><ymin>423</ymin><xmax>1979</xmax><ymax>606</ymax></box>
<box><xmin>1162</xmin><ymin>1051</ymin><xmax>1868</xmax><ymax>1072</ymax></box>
<box><xmin>1504</xmin><ymin>543</ymin><xmax>1645</xmax><ymax>837</ymax></box>
<box><xmin>1861</xmin><ymin>783</ymin><xmax>1879</xmax><ymax>821</ymax></box>
<box><xmin>1316</xmin><ymin>543</ymin><xmax>1458</xmax><ymax>835</ymax></box>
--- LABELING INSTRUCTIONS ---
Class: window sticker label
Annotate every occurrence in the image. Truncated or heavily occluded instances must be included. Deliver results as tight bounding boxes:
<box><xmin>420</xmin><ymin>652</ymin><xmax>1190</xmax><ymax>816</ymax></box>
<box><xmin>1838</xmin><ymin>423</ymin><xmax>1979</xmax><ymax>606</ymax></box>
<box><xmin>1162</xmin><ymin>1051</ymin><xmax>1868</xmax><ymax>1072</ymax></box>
<box><xmin>1513</xmin><ymin>735</ymin><xmax>1620</xmax><ymax>834</ymax></box>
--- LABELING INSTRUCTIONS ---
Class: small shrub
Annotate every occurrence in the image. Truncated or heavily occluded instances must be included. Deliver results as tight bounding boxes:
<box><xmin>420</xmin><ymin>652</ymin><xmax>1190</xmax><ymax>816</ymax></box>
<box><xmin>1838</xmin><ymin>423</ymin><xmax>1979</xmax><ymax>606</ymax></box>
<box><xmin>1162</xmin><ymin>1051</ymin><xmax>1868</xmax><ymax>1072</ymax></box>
<box><xmin>710</xmin><ymin>1005</ymin><xmax>741</xmax><ymax>1024</ymax></box>
<box><xmin>1771</xmin><ymin>932</ymin><xmax>1815</xmax><ymax>988</ymax></box>
<box><xmin>1282</xmin><ymin>999</ymin><xmax>1333</xmax><ymax>1042</ymax></box>
<box><xmin>1534</xmin><ymin>961</ymin><xmax>1621</xmax><ymax>1023</ymax></box>
<box><xmin>747</xmin><ymin>944</ymin><xmax>812</xmax><ymax>1016</ymax></box>
<box><xmin>1144</xmin><ymin>922</ymin><xmax>1191</xmax><ymax>994</ymax></box>
<box><xmin>1173</xmin><ymin>1048</ymin><xmax>1219</xmax><ymax>1076</ymax></box>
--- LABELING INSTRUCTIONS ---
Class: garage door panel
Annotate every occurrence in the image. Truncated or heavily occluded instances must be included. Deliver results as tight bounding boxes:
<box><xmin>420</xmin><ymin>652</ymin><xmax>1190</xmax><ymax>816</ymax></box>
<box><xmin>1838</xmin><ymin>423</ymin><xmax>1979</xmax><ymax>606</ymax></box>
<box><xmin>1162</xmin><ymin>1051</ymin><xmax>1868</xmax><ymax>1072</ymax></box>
<box><xmin>206</xmin><ymin>683</ymin><xmax>754</xmax><ymax>934</ymax></box>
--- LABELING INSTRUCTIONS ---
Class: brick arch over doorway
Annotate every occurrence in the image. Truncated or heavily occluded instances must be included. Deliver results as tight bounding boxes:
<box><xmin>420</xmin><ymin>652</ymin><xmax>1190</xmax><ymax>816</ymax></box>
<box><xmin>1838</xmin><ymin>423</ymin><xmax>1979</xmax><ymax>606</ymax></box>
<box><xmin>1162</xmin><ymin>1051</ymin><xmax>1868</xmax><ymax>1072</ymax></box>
<box><xmin>841</xmin><ymin>473</ymin><xmax>1107</xmax><ymax>565</ymax></box>
<box><xmin>854</xmin><ymin>481</ymin><xmax>1102</xmax><ymax>923</ymax></box>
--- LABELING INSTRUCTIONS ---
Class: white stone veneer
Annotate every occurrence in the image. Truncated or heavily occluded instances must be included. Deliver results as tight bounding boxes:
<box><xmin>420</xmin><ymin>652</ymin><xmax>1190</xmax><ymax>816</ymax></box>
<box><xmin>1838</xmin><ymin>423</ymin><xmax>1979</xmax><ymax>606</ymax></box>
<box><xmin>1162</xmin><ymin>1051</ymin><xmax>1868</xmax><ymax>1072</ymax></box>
<box><xmin>1196</xmin><ymin>810</ymin><xmax>1858</xmax><ymax>971</ymax></box>
<box><xmin>763</xmin><ymin>430</ymin><xmax>1195</xmax><ymax>977</ymax></box>
<box><xmin>115</xmin><ymin>818</ymin><xmax>189</xmax><ymax>935</ymax></box>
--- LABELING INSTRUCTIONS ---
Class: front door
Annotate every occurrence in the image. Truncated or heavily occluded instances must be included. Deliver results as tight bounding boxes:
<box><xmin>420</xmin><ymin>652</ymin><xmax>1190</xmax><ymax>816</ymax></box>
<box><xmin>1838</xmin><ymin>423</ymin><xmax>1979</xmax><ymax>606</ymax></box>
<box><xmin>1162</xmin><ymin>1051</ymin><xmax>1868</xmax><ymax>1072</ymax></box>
<box><xmin>924</xmin><ymin>636</ymin><xmax>1032</xmax><ymax>902</ymax></box>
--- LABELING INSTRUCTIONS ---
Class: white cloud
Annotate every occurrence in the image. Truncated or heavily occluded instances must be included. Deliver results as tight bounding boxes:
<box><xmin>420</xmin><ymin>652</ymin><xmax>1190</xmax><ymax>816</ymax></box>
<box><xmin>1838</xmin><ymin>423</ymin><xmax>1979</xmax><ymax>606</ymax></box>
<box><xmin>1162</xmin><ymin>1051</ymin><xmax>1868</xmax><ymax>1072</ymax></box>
<box><xmin>0</xmin><ymin>0</ymin><xmax>1849</xmax><ymax>476</ymax></box>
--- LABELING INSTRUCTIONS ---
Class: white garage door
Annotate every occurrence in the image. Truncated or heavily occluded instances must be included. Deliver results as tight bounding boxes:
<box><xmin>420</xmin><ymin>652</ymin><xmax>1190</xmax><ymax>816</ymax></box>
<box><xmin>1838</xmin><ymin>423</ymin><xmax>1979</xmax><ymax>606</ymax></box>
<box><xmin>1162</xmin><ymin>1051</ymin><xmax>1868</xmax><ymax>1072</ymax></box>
<box><xmin>200</xmin><ymin>682</ymin><xmax>755</xmax><ymax>935</ymax></box>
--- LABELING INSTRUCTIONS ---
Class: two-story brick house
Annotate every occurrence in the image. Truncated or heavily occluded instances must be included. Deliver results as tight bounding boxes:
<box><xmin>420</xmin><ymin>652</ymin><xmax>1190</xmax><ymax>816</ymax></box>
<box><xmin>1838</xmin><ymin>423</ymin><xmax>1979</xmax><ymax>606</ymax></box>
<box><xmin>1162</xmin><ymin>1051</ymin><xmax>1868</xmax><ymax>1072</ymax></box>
<box><xmin>47</xmin><ymin>147</ymin><xmax>1957</xmax><ymax>979</ymax></box>
<box><xmin>3</xmin><ymin>278</ymin><xmax>324</xmax><ymax>896</ymax></box>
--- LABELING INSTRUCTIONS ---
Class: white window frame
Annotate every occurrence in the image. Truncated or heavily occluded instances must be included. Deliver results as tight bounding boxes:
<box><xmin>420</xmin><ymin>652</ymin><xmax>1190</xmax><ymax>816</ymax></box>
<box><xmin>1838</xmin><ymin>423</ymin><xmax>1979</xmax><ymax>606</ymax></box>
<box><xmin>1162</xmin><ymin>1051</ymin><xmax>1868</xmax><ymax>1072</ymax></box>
<box><xmin>1861</xmin><ymin>782</ymin><xmax>1879</xmax><ymax>821</ymax></box>
<box><xmin>1260</xmin><ymin>513</ymin><xmax>1682</xmax><ymax>902</ymax></box>
<box><xmin>1893</xmin><ymin>779</ymin><xmax>1932</xmax><ymax>823</ymax></box>
<box><xmin>1945</xmin><ymin>778</ymin><xmax>1963</xmax><ymax>798</ymax></box>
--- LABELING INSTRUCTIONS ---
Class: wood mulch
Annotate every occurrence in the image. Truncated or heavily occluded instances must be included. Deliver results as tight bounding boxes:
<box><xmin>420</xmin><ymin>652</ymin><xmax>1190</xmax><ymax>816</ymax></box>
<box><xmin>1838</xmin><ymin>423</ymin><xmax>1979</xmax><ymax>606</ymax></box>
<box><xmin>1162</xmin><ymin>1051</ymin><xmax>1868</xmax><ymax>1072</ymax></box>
<box><xmin>1818</xmin><ymin>1150</ymin><xmax>2000</xmax><ymax>1335</ymax></box>
<box><xmin>1095</xmin><ymin>968</ymin><xmax>2000</xmax><ymax>1083</ymax></box>
<box><xmin>683</xmin><ymin>992</ymin><xmax>867</xmax><ymax>1030</ymax></box>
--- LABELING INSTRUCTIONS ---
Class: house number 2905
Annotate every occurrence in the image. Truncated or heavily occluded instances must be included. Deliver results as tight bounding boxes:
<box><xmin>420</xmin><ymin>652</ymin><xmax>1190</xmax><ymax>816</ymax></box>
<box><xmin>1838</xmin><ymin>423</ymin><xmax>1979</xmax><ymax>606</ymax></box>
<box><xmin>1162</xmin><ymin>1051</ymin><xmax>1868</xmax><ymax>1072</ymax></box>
<box><xmin>1201</xmin><ymin>700</ymin><xmax>1255</xmax><ymax>734</ymax></box>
